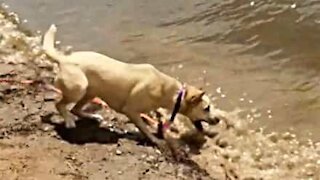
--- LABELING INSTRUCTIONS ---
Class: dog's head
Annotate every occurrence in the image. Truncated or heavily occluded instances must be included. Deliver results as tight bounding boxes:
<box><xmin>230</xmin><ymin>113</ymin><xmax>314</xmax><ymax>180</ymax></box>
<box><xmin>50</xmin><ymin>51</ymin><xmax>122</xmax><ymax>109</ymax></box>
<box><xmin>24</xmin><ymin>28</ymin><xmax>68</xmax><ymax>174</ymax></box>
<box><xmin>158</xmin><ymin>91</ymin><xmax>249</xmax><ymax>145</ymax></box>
<box><xmin>181</xmin><ymin>86</ymin><xmax>219</xmax><ymax>125</ymax></box>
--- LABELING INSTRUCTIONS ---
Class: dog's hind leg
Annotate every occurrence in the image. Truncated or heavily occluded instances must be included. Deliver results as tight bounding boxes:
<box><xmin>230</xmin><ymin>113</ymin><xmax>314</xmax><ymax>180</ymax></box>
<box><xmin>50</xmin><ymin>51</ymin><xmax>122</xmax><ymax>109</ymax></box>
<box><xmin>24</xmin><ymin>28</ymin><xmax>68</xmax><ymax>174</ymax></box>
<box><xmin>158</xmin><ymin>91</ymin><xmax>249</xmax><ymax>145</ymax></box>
<box><xmin>56</xmin><ymin>97</ymin><xmax>77</xmax><ymax>128</ymax></box>
<box><xmin>55</xmin><ymin>65</ymin><xmax>89</xmax><ymax>128</ymax></box>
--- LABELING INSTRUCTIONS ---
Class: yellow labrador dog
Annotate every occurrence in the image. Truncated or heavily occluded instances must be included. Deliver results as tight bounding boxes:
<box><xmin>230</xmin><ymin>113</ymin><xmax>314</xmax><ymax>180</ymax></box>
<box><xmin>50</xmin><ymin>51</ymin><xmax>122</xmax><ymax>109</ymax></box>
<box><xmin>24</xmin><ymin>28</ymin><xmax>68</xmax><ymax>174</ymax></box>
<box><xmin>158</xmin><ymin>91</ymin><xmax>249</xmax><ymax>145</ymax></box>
<box><xmin>42</xmin><ymin>24</ymin><xmax>217</xmax><ymax>150</ymax></box>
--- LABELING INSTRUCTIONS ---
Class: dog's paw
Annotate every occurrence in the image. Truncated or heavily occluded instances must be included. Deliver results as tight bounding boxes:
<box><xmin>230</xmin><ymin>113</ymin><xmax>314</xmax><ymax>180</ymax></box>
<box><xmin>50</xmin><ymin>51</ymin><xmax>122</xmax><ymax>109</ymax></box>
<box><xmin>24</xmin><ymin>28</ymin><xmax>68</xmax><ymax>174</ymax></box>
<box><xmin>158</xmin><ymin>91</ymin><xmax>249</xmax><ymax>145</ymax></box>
<box><xmin>89</xmin><ymin>114</ymin><xmax>104</xmax><ymax>122</ymax></box>
<box><xmin>65</xmin><ymin>120</ymin><xmax>76</xmax><ymax>129</ymax></box>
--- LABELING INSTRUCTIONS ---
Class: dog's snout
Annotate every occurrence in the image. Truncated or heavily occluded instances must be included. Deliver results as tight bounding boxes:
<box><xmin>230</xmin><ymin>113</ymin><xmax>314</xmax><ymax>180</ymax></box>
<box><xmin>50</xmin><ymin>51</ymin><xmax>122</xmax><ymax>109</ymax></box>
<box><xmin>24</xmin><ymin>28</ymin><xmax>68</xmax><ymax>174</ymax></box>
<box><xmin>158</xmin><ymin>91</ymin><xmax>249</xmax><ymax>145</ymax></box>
<box><xmin>207</xmin><ymin>116</ymin><xmax>220</xmax><ymax>125</ymax></box>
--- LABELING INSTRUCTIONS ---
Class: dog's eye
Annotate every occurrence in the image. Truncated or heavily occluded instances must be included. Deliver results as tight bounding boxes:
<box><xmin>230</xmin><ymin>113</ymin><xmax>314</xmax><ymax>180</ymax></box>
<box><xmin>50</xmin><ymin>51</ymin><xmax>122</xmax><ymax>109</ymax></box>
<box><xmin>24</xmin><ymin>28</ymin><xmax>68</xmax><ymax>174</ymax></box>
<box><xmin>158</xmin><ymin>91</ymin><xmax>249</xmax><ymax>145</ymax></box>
<box><xmin>204</xmin><ymin>105</ymin><xmax>210</xmax><ymax>112</ymax></box>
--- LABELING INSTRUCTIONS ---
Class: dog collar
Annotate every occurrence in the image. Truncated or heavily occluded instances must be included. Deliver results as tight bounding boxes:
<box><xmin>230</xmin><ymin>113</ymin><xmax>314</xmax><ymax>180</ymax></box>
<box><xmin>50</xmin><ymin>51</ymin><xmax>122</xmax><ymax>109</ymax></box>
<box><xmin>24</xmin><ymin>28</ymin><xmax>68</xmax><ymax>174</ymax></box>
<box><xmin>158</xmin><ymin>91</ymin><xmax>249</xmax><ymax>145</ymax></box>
<box><xmin>162</xmin><ymin>84</ymin><xmax>186</xmax><ymax>132</ymax></box>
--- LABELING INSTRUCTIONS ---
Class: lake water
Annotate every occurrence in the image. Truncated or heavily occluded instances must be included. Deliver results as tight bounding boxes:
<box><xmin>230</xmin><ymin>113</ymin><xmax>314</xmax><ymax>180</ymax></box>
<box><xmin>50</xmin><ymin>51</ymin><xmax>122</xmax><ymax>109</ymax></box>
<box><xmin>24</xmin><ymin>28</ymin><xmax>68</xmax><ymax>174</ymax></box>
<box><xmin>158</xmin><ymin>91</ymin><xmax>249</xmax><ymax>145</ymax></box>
<box><xmin>4</xmin><ymin>0</ymin><xmax>320</xmax><ymax>141</ymax></box>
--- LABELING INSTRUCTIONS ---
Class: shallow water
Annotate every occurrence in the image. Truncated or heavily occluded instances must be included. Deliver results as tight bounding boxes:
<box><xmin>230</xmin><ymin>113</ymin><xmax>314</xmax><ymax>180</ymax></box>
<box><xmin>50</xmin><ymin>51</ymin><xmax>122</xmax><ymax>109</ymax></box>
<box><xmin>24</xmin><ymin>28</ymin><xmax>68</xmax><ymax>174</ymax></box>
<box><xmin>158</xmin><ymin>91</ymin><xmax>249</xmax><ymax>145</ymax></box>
<box><xmin>4</xmin><ymin>0</ymin><xmax>320</xmax><ymax>141</ymax></box>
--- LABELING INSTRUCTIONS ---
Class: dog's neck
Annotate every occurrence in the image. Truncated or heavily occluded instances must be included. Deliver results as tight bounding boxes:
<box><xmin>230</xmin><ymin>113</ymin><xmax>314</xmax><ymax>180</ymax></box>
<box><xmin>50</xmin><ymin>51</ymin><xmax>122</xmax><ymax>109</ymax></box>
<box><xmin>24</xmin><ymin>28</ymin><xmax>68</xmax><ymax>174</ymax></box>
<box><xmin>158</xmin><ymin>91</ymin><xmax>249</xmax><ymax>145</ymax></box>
<box><xmin>161</xmin><ymin>81</ymin><xmax>185</xmax><ymax>111</ymax></box>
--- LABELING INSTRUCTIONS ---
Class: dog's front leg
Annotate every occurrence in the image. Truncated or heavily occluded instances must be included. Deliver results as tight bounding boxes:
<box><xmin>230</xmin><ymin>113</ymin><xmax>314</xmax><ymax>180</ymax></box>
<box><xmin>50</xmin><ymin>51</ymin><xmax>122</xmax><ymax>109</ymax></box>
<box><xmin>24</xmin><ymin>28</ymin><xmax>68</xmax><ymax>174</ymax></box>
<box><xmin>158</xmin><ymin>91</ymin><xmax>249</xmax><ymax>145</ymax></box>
<box><xmin>70</xmin><ymin>95</ymin><xmax>104</xmax><ymax>123</ymax></box>
<box><xmin>126</xmin><ymin>112</ymin><xmax>167</xmax><ymax>148</ymax></box>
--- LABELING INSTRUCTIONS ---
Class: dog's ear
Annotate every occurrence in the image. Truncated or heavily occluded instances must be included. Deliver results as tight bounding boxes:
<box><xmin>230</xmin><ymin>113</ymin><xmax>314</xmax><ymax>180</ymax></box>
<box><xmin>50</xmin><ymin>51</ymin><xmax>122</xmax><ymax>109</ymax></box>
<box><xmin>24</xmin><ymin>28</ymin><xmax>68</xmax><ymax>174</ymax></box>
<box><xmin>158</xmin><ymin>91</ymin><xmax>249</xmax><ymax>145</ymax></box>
<box><xmin>186</xmin><ymin>89</ymin><xmax>205</xmax><ymax>104</ymax></box>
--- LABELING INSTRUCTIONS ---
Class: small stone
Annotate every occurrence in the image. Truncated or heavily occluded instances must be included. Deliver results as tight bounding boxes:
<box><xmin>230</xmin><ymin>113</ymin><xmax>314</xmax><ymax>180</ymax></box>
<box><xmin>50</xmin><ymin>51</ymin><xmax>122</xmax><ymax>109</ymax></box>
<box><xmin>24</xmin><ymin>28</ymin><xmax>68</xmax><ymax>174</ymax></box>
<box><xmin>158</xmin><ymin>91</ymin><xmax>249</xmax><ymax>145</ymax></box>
<box><xmin>41</xmin><ymin>124</ymin><xmax>53</xmax><ymax>132</ymax></box>
<box><xmin>291</xmin><ymin>3</ymin><xmax>296</xmax><ymax>9</ymax></box>
<box><xmin>178</xmin><ymin>64</ymin><xmax>183</xmax><ymax>69</ymax></box>
<box><xmin>155</xmin><ymin>149</ymin><xmax>161</xmax><ymax>155</ymax></box>
<box><xmin>250</xmin><ymin>1</ymin><xmax>255</xmax><ymax>6</ymax></box>
<box><xmin>146</xmin><ymin>155</ymin><xmax>155</xmax><ymax>163</ymax></box>
<box><xmin>216</xmin><ymin>138</ymin><xmax>228</xmax><ymax>148</ymax></box>
<box><xmin>267</xmin><ymin>132</ymin><xmax>279</xmax><ymax>143</ymax></box>
<box><xmin>253</xmin><ymin>113</ymin><xmax>261</xmax><ymax>118</ymax></box>
<box><xmin>216</xmin><ymin>87</ymin><xmax>222</xmax><ymax>94</ymax></box>
<box><xmin>282</xmin><ymin>132</ymin><xmax>296</xmax><ymax>140</ymax></box>
<box><xmin>115</xmin><ymin>149</ymin><xmax>122</xmax><ymax>155</ymax></box>
<box><xmin>117</xmin><ymin>171</ymin><xmax>123</xmax><ymax>175</ymax></box>
<box><xmin>251</xmin><ymin>108</ymin><xmax>257</xmax><ymax>113</ymax></box>
<box><xmin>141</xmin><ymin>154</ymin><xmax>147</xmax><ymax>159</ymax></box>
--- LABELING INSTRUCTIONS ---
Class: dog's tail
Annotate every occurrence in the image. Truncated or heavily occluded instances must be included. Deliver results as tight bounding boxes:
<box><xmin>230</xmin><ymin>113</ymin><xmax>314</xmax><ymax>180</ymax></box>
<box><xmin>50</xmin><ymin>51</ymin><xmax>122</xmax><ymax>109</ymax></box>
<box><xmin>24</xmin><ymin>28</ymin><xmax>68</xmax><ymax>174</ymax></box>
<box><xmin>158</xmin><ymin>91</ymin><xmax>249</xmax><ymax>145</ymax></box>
<box><xmin>42</xmin><ymin>24</ymin><xmax>65</xmax><ymax>64</ymax></box>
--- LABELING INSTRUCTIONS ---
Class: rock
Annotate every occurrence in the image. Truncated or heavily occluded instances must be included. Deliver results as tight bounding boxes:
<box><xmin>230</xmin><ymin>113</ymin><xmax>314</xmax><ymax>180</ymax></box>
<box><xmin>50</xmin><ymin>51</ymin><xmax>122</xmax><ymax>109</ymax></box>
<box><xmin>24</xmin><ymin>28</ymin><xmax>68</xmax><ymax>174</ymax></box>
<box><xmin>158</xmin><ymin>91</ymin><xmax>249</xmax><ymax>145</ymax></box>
<box><xmin>282</xmin><ymin>132</ymin><xmax>296</xmax><ymax>141</ymax></box>
<box><xmin>267</xmin><ymin>132</ymin><xmax>279</xmax><ymax>143</ymax></box>
<box><xmin>216</xmin><ymin>138</ymin><xmax>228</xmax><ymax>148</ymax></box>
<box><xmin>115</xmin><ymin>149</ymin><xmax>122</xmax><ymax>155</ymax></box>
<box><xmin>41</xmin><ymin>124</ymin><xmax>53</xmax><ymax>132</ymax></box>
<box><xmin>146</xmin><ymin>155</ymin><xmax>155</xmax><ymax>163</ymax></box>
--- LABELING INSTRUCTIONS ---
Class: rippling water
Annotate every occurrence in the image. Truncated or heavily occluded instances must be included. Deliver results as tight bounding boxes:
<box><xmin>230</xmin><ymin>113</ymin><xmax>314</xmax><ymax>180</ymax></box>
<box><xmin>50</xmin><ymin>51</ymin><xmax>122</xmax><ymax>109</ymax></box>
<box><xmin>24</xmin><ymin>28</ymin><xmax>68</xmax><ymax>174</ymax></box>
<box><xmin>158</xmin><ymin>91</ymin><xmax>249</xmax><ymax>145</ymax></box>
<box><xmin>3</xmin><ymin>0</ymin><xmax>320</xmax><ymax>141</ymax></box>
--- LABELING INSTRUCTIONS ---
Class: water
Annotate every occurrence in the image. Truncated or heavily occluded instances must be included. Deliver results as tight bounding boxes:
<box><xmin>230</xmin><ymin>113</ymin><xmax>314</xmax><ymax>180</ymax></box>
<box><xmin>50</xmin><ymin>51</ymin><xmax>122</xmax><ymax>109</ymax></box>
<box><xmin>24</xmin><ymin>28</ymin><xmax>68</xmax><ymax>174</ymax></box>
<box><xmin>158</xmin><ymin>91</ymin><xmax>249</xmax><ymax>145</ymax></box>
<box><xmin>4</xmin><ymin>0</ymin><xmax>320</xmax><ymax>141</ymax></box>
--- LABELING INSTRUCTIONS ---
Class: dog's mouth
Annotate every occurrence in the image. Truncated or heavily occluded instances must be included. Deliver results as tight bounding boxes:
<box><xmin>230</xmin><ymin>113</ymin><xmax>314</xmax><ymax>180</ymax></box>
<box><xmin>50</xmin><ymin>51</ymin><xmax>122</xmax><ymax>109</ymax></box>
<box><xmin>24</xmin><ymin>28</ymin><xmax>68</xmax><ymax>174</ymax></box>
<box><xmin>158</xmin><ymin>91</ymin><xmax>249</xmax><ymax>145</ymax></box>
<box><xmin>197</xmin><ymin>117</ymin><xmax>220</xmax><ymax>125</ymax></box>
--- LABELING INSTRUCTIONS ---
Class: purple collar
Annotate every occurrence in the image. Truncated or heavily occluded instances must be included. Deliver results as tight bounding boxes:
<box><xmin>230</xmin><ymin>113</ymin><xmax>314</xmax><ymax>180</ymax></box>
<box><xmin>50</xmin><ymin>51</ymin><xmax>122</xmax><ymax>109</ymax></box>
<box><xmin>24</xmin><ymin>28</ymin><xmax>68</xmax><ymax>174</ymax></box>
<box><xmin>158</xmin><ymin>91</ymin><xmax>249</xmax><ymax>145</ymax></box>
<box><xmin>158</xmin><ymin>84</ymin><xmax>186</xmax><ymax>133</ymax></box>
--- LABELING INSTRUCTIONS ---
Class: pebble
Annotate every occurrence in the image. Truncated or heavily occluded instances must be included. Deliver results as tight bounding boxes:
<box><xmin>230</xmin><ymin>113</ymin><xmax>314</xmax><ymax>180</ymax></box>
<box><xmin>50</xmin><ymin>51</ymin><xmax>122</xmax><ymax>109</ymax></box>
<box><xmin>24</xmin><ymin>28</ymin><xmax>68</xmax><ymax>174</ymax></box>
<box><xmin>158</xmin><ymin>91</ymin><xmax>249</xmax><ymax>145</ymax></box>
<box><xmin>216</xmin><ymin>138</ymin><xmax>228</xmax><ymax>148</ymax></box>
<box><xmin>55</xmin><ymin>41</ymin><xmax>61</xmax><ymax>45</ymax></box>
<box><xmin>141</xmin><ymin>154</ymin><xmax>147</xmax><ymax>159</ymax></box>
<box><xmin>282</xmin><ymin>132</ymin><xmax>296</xmax><ymax>140</ymax></box>
<box><xmin>41</xmin><ymin>124</ymin><xmax>53</xmax><ymax>132</ymax></box>
<box><xmin>155</xmin><ymin>149</ymin><xmax>161</xmax><ymax>155</ymax></box>
<box><xmin>115</xmin><ymin>149</ymin><xmax>122</xmax><ymax>155</ymax></box>
<box><xmin>250</xmin><ymin>1</ymin><xmax>255</xmax><ymax>6</ymax></box>
<box><xmin>178</xmin><ymin>64</ymin><xmax>183</xmax><ymax>69</ymax></box>
<box><xmin>267</xmin><ymin>132</ymin><xmax>279</xmax><ymax>143</ymax></box>
<box><xmin>216</xmin><ymin>87</ymin><xmax>222</xmax><ymax>94</ymax></box>
<box><xmin>253</xmin><ymin>113</ymin><xmax>261</xmax><ymax>118</ymax></box>
<box><xmin>291</xmin><ymin>3</ymin><xmax>296</xmax><ymax>9</ymax></box>
<box><xmin>146</xmin><ymin>155</ymin><xmax>155</xmax><ymax>163</ymax></box>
